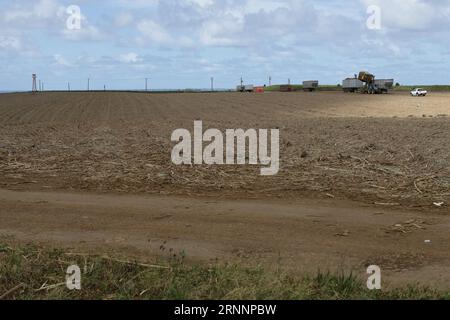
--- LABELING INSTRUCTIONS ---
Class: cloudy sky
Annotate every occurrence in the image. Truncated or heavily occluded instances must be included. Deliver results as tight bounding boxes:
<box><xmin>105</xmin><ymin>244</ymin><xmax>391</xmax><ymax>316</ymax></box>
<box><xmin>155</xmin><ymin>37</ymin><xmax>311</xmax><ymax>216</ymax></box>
<box><xmin>1</xmin><ymin>0</ymin><xmax>449</xmax><ymax>91</ymax></box>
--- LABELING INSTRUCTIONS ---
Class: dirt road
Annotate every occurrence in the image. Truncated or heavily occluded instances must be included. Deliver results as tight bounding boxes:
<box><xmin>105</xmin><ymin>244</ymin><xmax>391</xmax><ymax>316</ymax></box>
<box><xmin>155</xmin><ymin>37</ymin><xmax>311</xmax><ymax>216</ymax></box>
<box><xmin>1</xmin><ymin>188</ymin><xmax>448</xmax><ymax>289</ymax></box>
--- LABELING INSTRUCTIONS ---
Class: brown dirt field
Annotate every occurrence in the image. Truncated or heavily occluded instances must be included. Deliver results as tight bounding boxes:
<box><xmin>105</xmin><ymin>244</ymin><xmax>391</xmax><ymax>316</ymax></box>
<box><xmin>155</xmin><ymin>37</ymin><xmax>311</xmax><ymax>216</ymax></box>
<box><xmin>1</xmin><ymin>91</ymin><xmax>449</xmax><ymax>208</ymax></box>
<box><xmin>0</xmin><ymin>91</ymin><xmax>449</xmax><ymax>288</ymax></box>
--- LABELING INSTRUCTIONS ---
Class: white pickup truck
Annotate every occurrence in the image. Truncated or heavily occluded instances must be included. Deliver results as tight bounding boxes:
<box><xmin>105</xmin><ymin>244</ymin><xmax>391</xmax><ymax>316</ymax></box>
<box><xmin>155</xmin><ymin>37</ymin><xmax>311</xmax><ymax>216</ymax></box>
<box><xmin>410</xmin><ymin>88</ymin><xmax>428</xmax><ymax>96</ymax></box>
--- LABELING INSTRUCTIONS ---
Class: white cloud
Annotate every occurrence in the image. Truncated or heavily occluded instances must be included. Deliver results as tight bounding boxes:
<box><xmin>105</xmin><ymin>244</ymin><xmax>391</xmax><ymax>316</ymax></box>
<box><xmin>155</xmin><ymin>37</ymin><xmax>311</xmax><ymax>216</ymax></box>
<box><xmin>2</xmin><ymin>0</ymin><xmax>450</xmax><ymax>90</ymax></box>
<box><xmin>136</xmin><ymin>19</ymin><xmax>194</xmax><ymax>47</ymax></box>
<box><xmin>137</xmin><ymin>20</ymin><xmax>173</xmax><ymax>44</ymax></box>
<box><xmin>1</xmin><ymin>0</ymin><xmax>63</xmax><ymax>25</ymax></box>
<box><xmin>187</xmin><ymin>0</ymin><xmax>214</xmax><ymax>7</ymax></box>
<box><xmin>200</xmin><ymin>15</ymin><xmax>243</xmax><ymax>46</ymax></box>
<box><xmin>53</xmin><ymin>54</ymin><xmax>72</xmax><ymax>66</ymax></box>
<box><xmin>0</xmin><ymin>36</ymin><xmax>22</xmax><ymax>50</ymax></box>
<box><xmin>361</xmin><ymin>0</ymin><xmax>450</xmax><ymax>31</ymax></box>
<box><xmin>61</xmin><ymin>24</ymin><xmax>104</xmax><ymax>41</ymax></box>
<box><xmin>119</xmin><ymin>52</ymin><xmax>142</xmax><ymax>63</ymax></box>
<box><xmin>114</xmin><ymin>13</ymin><xmax>134</xmax><ymax>27</ymax></box>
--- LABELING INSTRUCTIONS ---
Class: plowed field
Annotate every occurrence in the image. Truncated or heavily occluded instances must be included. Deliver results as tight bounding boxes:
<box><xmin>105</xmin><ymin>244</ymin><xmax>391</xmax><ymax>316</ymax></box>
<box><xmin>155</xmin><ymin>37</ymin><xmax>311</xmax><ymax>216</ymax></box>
<box><xmin>1</xmin><ymin>91</ymin><xmax>449</xmax><ymax>288</ymax></box>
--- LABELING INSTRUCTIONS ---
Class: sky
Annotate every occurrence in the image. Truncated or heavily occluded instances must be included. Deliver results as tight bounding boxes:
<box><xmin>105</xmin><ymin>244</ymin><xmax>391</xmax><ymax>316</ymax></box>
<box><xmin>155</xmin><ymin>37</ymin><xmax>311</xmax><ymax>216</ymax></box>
<box><xmin>0</xmin><ymin>0</ymin><xmax>450</xmax><ymax>91</ymax></box>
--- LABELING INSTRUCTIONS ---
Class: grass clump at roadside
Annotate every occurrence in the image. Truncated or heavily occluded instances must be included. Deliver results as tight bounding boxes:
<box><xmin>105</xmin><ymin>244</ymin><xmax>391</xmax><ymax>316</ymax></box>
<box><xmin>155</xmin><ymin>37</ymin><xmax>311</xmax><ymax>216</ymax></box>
<box><xmin>0</xmin><ymin>240</ymin><xmax>448</xmax><ymax>300</ymax></box>
<box><xmin>393</xmin><ymin>85</ymin><xmax>450</xmax><ymax>92</ymax></box>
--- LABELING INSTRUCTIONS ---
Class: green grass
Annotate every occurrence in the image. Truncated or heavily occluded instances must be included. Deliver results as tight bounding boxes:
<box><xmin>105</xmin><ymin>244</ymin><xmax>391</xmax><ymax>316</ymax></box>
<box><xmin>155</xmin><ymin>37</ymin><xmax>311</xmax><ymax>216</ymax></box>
<box><xmin>264</xmin><ymin>85</ymin><xmax>303</xmax><ymax>92</ymax></box>
<box><xmin>393</xmin><ymin>85</ymin><xmax>450</xmax><ymax>92</ymax></box>
<box><xmin>264</xmin><ymin>84</ymin><xmax>450</xmax><ymax>93</ymax></box>
<box><xmin>264</xmin><ymin>85</ymin><xmax>341</xmax><ymax>92</ymax></box>
<box><xmin>0</xmin><ymin>240</ymin><xmax>449</xmax><ymax>300</ymax></box>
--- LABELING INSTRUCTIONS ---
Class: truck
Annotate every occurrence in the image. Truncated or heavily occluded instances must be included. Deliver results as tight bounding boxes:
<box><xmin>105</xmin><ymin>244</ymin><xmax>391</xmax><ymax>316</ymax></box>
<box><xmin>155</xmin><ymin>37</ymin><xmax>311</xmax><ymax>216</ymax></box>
<box><xmin>343</xmin><ymin>72</ymin><xmax>394</xmax><ymax>94</ymax></box>
<box><xmin>236</xmin><ymin>85</ymin><xmax>254</xmax><ymax>92</ymax></box>
<box><xmin>303</xmin><ymin>80</ymin><xmax>319</xmax><ymax>92</ymax></box>
<box><xmin>410</xmin><ymin>88</ymin><xmax>428</xmax><ymax>96</ymax></box>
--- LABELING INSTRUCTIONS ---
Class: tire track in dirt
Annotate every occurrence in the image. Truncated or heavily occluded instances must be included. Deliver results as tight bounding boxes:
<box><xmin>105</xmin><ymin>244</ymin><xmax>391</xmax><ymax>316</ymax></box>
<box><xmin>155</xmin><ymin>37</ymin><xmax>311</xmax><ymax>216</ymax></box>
<box><xmin>0</xmin><ymin>188</ymin><xmax>449</xmax><ymax>289</ymax></box>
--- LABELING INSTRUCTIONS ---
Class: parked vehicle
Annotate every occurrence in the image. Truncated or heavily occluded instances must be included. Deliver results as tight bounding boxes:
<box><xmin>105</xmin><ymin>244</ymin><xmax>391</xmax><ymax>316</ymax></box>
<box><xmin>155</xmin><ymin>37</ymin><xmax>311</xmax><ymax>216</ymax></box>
<box><xmin>303</xmin><ymin>80</ymin><xmax>319</xmax><ymax>92</ymax></box>
<box><xmin>410</xmin><ymin>88</ymin><xmax>428</xmax><ymax>96</ymax></box>
<box><xmin>236</xmin><ymin>85</ymin><xmax>254</xmax><ymax>92</ymax></box>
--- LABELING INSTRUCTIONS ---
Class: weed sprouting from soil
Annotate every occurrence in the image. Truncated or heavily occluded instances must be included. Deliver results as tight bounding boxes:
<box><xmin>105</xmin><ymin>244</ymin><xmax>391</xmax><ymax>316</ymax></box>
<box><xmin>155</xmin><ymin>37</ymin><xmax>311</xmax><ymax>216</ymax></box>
<box><xmin>0</xmin><ymin>240</ymin><xmax>448</xmax><ymax>300</ymax></box>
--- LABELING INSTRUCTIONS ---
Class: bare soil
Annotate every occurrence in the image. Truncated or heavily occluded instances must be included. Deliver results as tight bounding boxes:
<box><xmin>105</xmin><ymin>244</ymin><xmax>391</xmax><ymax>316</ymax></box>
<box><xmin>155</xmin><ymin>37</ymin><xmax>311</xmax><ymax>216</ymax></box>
<box><xmin>1</xmin><ymin>188</ymin><xmax>449</xmax><ymax>289</ymax></box>
<box><xmin>0</xmin><ymin>91</ymin><xmax>449</xmax><ymax>288</ymax></box>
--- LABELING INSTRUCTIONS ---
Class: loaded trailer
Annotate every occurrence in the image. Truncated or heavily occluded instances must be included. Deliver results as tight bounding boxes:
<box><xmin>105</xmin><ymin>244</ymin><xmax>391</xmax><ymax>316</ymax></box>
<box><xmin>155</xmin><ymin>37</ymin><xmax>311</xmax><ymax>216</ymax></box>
<box><xmin>343</xmin><ymin>72</ymin><xmax>394</xmax><ymax>94</ymax></box>
<box><xmin>342</xmin><ymin>78</ymin><xmax>364</xmax><ymax>93</ymax></box>
<box><xmin>373</xmin><ymin>79</ymin><xmax>394</xmax><ymax>94</ymax></box>
<box><xmin>303</xmin><ymin>80</ymin><xmax>319</xmax><ymax>92</ymax></box>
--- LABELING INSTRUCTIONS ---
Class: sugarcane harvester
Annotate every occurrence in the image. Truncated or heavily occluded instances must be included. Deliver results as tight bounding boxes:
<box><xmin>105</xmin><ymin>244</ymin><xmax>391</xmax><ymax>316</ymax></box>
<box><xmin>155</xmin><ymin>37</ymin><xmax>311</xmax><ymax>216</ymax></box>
<box><xmin>357</xmin><ymin>71</ymin><xmax>393</xmax><ymax>94</ymax></box>
<box><xmin>358</xmin><ymin>71</ymin><xmax>376</xmax><ymax>94</ymax></box>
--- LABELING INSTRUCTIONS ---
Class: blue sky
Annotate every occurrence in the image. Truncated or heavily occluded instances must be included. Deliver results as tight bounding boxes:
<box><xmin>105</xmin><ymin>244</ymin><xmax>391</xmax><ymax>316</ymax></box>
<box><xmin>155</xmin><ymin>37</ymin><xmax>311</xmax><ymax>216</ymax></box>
<box><xmin>1</xmin><ymin>0</ymin><xmax>450</xmax><ymax>91</ymax></box>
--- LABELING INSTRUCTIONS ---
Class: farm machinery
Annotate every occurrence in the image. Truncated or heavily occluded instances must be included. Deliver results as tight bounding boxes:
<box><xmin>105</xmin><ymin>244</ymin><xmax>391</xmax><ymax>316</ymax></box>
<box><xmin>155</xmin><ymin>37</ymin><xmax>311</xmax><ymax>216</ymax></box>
<box><xmin>343</xmin><ymin>71</ymin><xmax>393</xmax><ymax>94</ymax></box>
